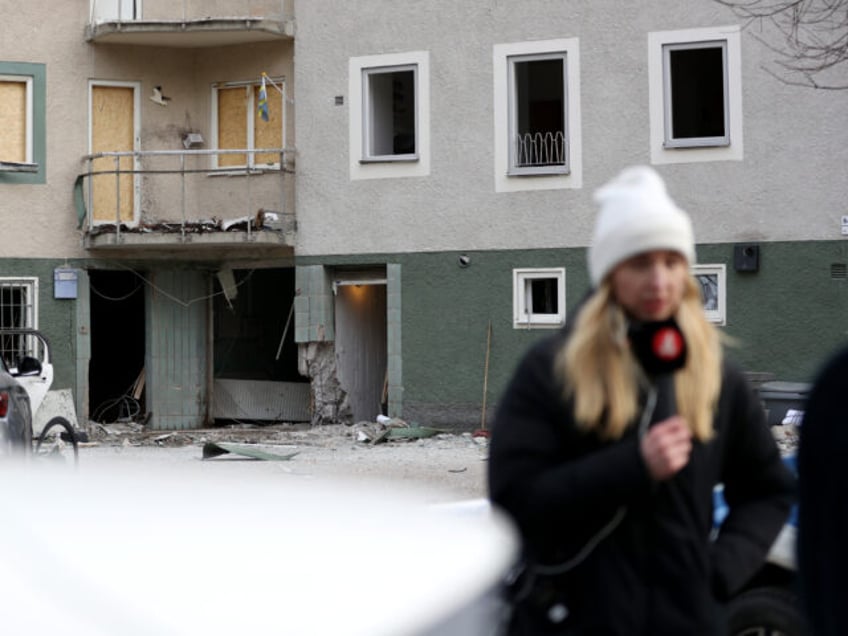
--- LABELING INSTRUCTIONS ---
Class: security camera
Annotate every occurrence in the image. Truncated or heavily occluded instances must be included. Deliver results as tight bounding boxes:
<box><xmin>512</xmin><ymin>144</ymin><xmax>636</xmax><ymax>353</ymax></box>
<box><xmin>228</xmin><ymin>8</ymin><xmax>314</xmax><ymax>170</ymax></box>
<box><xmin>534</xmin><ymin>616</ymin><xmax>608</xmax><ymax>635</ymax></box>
<box><xmin>458</xmin><ymin>254</ymin><xmax>471</xmax><ymax>267</ymax></box>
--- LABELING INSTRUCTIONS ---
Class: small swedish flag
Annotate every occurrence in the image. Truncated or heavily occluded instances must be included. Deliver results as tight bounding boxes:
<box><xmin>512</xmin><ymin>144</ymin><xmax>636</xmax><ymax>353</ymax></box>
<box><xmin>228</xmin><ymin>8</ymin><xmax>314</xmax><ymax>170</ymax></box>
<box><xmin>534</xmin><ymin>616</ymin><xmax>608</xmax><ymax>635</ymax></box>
<box><xmin>258</xmin><ymin>76</ymin><xmax>269</xmax><ymax>122</ymax></box>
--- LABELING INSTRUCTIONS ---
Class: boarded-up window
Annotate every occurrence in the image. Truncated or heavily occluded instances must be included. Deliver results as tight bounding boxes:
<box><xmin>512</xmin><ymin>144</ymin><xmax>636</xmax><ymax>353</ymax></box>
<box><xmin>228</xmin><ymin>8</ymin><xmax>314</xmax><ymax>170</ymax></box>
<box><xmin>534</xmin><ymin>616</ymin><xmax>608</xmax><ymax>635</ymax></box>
<box><xmin>0</xmin><ymin>78</ymin><xmax>29</xmax><ymax>164</ymax></box>
<box><xmin>90</xmin><ymin>84</ymin><xmax>136</xmax><ymax>223</ymax></box>
<box><xmin>215</xmin><ymin>80</ymin><xmax>283</xmax><ymax>169</ymax></box>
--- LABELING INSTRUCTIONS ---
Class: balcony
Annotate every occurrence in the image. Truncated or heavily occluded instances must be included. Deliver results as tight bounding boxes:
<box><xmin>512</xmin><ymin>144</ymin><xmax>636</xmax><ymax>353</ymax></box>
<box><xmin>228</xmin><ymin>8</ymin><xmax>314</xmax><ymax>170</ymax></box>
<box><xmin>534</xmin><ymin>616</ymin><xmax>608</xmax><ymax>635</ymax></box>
<box><xmin>85</xmin><ymin>0</ymin><xmax>294</xmax><ymax>47</ymax></box>
<box><xmin>77</xmin><ymin>148</ymin><xmax>295</xmax><ymax>259</ymax></box>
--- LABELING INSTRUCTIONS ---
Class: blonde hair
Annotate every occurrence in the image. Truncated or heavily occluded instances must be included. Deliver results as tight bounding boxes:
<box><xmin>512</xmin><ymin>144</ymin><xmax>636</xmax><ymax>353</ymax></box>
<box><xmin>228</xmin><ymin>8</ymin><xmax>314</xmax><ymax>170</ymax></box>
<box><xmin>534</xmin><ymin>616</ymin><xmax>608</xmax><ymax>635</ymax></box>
<box><xmin>555</xmin><ymin>275</ymin><xmax>722</xmax><ymax>441</ymax></box>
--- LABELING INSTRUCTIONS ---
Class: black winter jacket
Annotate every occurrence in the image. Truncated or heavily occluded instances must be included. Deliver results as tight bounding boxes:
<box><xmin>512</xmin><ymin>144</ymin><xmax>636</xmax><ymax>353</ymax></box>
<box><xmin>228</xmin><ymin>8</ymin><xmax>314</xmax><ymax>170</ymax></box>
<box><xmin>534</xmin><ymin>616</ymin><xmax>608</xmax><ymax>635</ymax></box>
<box><xmin>488</xmin><ymin>329</ymin><xmax>795</xmax><ymax>636</ymax></box>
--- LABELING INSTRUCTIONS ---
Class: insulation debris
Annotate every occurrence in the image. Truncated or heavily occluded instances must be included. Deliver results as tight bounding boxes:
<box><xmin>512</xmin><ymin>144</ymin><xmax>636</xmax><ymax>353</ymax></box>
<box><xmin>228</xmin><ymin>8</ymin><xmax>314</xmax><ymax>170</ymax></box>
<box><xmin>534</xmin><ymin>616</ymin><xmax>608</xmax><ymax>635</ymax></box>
<box><xmin>202</xmin><ymin>442</ymin><xmax>299</xmax><ymax>461</ymax></box>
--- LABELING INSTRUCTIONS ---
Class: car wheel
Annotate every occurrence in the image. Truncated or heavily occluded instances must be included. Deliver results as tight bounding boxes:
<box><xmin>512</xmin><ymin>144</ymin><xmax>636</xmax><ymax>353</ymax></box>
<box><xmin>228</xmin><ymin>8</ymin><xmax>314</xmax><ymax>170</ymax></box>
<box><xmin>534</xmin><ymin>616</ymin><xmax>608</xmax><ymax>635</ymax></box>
<box><xmin>727</xmin><ymin>586</ymin><xmax>806</xmax><ymax>636</ymax></box>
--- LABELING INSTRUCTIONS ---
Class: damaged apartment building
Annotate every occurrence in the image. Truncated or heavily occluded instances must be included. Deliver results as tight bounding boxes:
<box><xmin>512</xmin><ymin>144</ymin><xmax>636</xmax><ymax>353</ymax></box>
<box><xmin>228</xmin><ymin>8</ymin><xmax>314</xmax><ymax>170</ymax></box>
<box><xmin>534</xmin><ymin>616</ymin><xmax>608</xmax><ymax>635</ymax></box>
<box><xmin>3</xmin><ymin>0</ymin><xmax>327</xmax><ymax>431</ymax></box>
<box><xmin>3</xmin><ymin>1</ymin><xmax>847</xmax><ymax>434</ymax></box>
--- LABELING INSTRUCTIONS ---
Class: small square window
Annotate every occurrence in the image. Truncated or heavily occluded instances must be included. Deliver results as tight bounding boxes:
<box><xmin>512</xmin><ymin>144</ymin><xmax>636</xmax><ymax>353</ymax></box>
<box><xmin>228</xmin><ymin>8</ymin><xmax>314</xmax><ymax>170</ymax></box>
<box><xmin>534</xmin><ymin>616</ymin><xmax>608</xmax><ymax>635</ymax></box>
<box><xmin>663</xmin><ymin>41</ymin><xmax>729</xmax><ymax>148</ymax></box>
<box><xmin>692</xmin><ymin>264</ymin><xmax>726</xmax><ymax>325</ymax></box>
<box><xmin>508</xmin><ymin>53</ymin><xmax>568</xmax><ymax>175</ymax></box>
<box><xmin>513</xmin><ymin>268</ymin><xmax>566</xmax><ymax>328</ymax></box>
<box><xmin>362</xmin><ymin>65</ymin><xmax>418</xmax><ymax>161</ymax></box>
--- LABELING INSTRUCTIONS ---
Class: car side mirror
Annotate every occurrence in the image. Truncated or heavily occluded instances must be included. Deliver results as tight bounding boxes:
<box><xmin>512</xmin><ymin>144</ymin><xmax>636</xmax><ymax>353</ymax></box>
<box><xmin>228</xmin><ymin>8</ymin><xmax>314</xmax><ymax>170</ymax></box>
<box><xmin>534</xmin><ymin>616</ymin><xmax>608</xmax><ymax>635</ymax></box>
<box><xmin>16</xmin><ymin>356</ymin><xmax>42</xmax><ymax>376</ymax></box>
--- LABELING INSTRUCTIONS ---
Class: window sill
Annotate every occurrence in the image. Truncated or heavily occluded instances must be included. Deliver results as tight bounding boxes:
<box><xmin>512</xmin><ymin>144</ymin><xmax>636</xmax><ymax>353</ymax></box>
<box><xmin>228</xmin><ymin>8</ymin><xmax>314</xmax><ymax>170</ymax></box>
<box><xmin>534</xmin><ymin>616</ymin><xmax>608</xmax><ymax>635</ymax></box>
<box><xmin>507</xmin><ymin>167</ymin><xmax>570</xmax><ymax>177</ymax></box>
<box><xmin>0</xmin><ymin>161</ymin><xmax>39</xmax><ymax>174</ymax></box>
<box><xmin>512</xmin><ymin>320</ymin><xmax>565</xmax><ymax>330</ymax></box>
<box><xmin>663</xmin><ymin>139</ymin><xmax>731</xmax><ymax>149</ymax></box>
<box><xmin>359</xmin><ymin>156</ymin><xmax>419</xmax><ymax>164</ymax></box>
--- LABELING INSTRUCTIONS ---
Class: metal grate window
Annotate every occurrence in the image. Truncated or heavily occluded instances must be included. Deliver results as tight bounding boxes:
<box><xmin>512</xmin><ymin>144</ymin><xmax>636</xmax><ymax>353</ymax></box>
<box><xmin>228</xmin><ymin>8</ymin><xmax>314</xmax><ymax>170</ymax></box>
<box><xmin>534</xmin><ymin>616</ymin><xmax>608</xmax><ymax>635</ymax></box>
<box><xmin>831</xmin><ymin>263</ymin><xmax>847</xmax><ymax>280</ymax></box>
<box><xmin>0</xmin><ymin>277</ymin><xmax>38</xmax><ymax>367</ymax></box>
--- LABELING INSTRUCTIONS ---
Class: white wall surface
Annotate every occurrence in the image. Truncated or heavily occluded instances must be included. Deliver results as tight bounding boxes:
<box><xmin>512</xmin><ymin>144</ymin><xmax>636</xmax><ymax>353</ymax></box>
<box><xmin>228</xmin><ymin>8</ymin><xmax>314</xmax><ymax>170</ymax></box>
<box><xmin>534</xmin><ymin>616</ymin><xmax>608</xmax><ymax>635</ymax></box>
<box><xmin>293</xmin><ymin>0</ymin><xmax>848</xmax><ymax>256</ymax></box>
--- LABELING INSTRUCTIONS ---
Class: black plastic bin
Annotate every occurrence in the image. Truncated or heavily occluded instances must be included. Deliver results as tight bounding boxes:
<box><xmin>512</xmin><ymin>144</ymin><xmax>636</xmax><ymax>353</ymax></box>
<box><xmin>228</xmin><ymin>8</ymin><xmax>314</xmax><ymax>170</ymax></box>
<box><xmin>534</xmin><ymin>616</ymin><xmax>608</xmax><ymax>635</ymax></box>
<box><xmin>758</xmin><ymin>381</ymin><xmax>811</xmax><ymax>427</ymax></box>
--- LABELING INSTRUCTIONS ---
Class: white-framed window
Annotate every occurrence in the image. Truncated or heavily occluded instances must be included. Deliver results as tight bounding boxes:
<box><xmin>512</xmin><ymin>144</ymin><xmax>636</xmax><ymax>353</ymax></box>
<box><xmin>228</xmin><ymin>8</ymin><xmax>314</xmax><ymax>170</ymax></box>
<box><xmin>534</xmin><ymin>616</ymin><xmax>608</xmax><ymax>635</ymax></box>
<box><xmin>508</xmin><ymin>52</ymin><xmax>568</xmax><ymax>176</ymax></box>
<box><xmin>349</xmin><ymin>51</ymin><xmax>430</xmax><ymax>180</ymax></box>
<box><xmin>494</xmin><ymin>39</ymin><xmax>582</xmax><ymax>192</ymax></box>
<box><xmin>513</xmin><ymin>268</ymin><xmax>565</xmax><ymax>329</ymax></box>
<box><xmin>212</xmin><ymin>78</ymin><xmax>285</xmax><ymax>171</ymax></box>
<box><xmin>362</xmin><ymin>64</ymin><xmax>417</xmax><ymax>161</ymax></box>
<box><xmin>692</xmin><ymin>264</ymin><xmax>726</xmax><ymax>325</ymax></box>
<box><xmin>649</xmin><ymin>26</ymin><xmax>743</xmax><ymax>164</ymax></box>
<box><xmin>0</xmin><ymin>277</ymin><xmax>38</xmax><ymax>367</ymax></box>
<box><xmin>0</xmin><ymin>75</ymin><xmax>33</xmax><ymax>170</ymax></box>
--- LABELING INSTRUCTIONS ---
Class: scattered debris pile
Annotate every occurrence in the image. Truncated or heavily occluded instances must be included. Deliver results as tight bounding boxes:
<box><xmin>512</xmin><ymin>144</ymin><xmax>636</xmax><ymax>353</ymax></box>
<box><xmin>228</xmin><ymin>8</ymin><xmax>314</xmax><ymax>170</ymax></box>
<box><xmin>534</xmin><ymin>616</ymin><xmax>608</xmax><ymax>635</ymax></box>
<box><xmin>86</xmin><ymin>209</ymin><xmax>292</xmax><ymax>237</ymax></box>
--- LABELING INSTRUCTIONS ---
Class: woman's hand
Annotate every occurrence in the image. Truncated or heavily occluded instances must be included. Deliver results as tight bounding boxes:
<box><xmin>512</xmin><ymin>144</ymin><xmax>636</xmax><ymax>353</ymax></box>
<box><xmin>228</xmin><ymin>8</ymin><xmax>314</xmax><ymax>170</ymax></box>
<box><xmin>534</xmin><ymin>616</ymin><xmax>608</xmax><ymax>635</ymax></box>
<box><xmin>640</xmin><ymin>416</ymin><xmax>692</xmax><ymax>481</ymax></box>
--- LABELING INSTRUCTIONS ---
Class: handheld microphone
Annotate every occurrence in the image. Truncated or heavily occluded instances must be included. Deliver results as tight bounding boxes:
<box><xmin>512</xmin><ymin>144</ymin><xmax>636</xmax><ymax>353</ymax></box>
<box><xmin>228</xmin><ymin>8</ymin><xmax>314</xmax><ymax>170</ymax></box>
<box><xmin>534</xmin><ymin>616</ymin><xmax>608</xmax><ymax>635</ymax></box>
<box><xmin>628</xmin><ymin>318</ymin><xmax>687</xmax><ymax>423</ymax></box>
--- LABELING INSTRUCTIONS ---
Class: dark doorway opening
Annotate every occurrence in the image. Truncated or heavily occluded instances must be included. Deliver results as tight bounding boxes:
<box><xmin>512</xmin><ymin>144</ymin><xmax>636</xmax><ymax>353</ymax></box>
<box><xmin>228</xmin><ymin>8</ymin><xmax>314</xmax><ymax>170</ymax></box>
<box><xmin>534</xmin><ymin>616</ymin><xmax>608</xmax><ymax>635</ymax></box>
<box><xmin>212</xmin><ymin>267</ymin><xmax>309</xmax><ymax>424</ymax></box>
<box><xmin>89</xmin><ymin>270</ymin><xmax>146</xmax><ymax>423</ymax></box>
<box><xmin>213</xmin><ymin>268</ymin><xmax>300</xmax><ymax>382</ymax></box>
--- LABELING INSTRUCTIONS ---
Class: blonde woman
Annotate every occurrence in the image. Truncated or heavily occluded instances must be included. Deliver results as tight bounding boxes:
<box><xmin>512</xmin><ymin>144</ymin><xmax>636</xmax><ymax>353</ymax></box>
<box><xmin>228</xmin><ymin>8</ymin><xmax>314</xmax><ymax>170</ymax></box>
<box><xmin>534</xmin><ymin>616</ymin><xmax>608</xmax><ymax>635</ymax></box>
<box><xmin>489</xmin><ymin>166</ymin><xmax>794</xmax><ymax>635</ymax></box>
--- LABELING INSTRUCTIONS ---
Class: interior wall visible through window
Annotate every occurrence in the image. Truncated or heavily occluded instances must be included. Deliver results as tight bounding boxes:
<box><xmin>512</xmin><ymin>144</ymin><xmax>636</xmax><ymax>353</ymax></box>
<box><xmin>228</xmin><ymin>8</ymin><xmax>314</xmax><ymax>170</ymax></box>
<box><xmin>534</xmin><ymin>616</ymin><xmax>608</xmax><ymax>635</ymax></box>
<box><xmin>362</xmin><ymin>65</ymin><xmax>417</xmax><ymax>160</ymax></box>
<box><xmin>508</xmin><ymin>53</ymin><xmax>568</xmax><ymax>174</ymax></box>
<box><xmin>663</xmin><ymin>41</ymin><xmax>729</xmax><ymax>147</ymax></box>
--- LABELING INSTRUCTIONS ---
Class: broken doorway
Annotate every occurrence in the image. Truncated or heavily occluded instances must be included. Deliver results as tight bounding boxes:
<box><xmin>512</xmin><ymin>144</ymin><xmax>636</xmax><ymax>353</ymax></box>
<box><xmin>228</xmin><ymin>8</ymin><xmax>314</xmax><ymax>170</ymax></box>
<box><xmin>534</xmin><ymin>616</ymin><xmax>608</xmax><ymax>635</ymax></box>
<box><xmin>334</xmin><ymin>278</ymin><xmax>388</xmax><ymax>423</ymax></box>
<box><xmin>212</xmin><ymin>267</ymin><xmax>309</xmax><ymax>423</ymax></box>
<box><xmin>88</xmin><ymin>269</ymin><xmax>145</xmax><ymax>423</ymax></box>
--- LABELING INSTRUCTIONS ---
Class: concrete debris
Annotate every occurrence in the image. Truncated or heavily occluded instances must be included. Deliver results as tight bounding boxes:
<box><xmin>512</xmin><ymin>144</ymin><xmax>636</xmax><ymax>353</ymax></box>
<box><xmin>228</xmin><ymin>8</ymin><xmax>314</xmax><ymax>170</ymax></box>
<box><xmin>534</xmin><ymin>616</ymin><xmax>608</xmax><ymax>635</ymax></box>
<box><xmin>201</xmin><ymin>442</ymin><xmax>299</xmax><ymax>461</ymax></box>
<box><xmin>299</xmin><ymin>342</ymin><xmax>352</xmax><ymax>426</ymax></box>
<box><xmin>353</xmin><ymin>417</ymin><xmax>446</xmax><ymax>445</ymax></box>
<box><xmin>86</xmin><ymin>208</ymin><xmax>291</xmax><ymax>237</ymax></box>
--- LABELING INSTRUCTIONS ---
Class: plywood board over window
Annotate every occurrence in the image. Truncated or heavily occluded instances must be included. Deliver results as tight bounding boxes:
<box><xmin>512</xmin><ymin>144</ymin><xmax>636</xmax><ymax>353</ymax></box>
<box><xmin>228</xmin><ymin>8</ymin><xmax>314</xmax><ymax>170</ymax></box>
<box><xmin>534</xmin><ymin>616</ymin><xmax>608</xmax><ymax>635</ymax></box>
<box><xmin>217</xmin><ymin>87</ymin><xmax>248</xmax><ymax>167</ymax></box>
<box><xmin>253</xmin><ymin>84</ymin><xmax>282</xmax><ymax>167</ymax></box>
<box><xmin>91</xmin><ymin>84</ymin><xmax>136</xmax><ymax>223</ymax></box>
<box><xmin>0</xmin><ymin>80</ymin><xmax>27</xmax><ymax>163</ymax></box>
<box><xmin>214</xmin><ymin>80</ymin><xmax>284</xmax><ymax>170</ymax></box>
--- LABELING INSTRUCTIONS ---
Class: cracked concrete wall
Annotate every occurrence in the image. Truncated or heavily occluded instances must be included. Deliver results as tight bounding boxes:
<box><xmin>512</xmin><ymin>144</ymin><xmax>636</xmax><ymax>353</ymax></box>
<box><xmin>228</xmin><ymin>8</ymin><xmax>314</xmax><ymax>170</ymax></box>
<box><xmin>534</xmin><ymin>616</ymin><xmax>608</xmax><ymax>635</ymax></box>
<box><xmin>298</xmin><ymin>342</ymin><xmax>352</xmax><ymax>426</ymax></box>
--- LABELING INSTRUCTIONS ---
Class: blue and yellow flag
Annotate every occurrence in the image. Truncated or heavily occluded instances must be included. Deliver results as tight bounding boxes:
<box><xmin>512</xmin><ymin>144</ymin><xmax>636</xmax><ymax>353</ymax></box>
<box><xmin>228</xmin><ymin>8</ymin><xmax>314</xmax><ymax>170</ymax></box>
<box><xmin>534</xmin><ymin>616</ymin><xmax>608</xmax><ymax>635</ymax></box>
<box><xmin>258</xmin><ymin>76</ymin><xmax>269</xmax><ymax>122</ymax></box>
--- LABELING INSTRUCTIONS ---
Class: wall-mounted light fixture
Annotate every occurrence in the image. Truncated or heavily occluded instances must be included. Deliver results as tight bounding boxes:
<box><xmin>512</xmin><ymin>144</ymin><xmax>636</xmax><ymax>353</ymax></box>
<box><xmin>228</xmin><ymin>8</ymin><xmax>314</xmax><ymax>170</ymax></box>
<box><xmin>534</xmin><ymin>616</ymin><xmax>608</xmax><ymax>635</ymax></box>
<box><xmin>733</xmin><ymin>243</ymin><xmax>760</xmax><ymax>273</ymax></box>
<box><xmin>182</xmin><ymin>133</ymin><xmax>204</xmax><ymax>149</ymax></box>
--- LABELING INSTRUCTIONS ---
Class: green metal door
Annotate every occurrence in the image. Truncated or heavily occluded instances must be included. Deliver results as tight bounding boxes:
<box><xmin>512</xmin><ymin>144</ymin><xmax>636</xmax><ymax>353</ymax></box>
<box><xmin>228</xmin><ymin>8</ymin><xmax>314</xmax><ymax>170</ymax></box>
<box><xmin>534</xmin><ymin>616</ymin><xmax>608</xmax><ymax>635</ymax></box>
<box><xmin>145</xmin><ymin>270</ymin><xmax>208</xmax><ymax>430</ymax></box>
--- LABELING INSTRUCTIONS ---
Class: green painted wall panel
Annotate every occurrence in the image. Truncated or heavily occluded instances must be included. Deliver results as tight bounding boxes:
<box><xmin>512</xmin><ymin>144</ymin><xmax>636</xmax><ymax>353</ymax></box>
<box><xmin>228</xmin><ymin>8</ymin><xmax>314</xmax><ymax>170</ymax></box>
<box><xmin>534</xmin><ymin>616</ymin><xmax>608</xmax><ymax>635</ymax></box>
<box><xmin>0</xmin><ymin>258</ymin><xmax>80</xmax><ymax>392</ymax></box>
<box><xmin>298</xmin><ymin>241</ymin><xmax>847</xmax><ymax>428</ymax></box>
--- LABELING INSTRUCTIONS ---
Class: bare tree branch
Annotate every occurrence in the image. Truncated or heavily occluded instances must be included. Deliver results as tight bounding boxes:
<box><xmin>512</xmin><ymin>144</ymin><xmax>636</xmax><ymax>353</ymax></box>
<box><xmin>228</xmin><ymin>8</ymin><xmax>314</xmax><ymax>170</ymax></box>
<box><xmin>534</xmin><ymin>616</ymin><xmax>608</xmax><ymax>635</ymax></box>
<box><xmin>714</xmin><ymin>0</ymin><xmax>848</xmax><ymax>88</ymax></box>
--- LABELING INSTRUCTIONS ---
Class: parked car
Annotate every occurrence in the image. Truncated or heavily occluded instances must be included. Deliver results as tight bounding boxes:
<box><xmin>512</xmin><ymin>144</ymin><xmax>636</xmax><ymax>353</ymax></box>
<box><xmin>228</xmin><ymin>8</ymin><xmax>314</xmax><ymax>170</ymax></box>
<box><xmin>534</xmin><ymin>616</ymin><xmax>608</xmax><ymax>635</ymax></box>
<box><xmin>718</xmin><ymin>454</ymin><xmax>805</xmax><ymax>635</ymax></box>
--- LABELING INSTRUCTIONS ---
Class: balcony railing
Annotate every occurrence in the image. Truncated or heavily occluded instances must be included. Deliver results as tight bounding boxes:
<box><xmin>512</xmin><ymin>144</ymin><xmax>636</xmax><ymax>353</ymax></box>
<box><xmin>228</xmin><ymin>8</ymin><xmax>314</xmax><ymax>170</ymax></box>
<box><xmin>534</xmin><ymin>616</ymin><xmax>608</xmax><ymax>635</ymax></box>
<box><xmin>76</xmin><ymin>148</ymin><xmax>295</xmax><ymax>253</ymax></box>
<box><xmin>514</xmin><ymin>131</ymin><xmax>567</xmax><ymax>168</ymax></box>
<box><xmin>86</xmin><ymin>0</ymin><xmax>294</xmax><ymax>46</ymax></box>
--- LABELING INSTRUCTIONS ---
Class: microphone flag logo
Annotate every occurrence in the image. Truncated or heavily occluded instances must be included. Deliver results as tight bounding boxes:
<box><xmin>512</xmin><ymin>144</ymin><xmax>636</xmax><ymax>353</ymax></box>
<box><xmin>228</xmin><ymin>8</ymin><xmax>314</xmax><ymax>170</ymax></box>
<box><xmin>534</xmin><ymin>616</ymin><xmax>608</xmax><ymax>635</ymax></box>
<box><xmin>653</xmin><ymin>327</ymin><xmax>684</xmax><ymax>362</ymax></box>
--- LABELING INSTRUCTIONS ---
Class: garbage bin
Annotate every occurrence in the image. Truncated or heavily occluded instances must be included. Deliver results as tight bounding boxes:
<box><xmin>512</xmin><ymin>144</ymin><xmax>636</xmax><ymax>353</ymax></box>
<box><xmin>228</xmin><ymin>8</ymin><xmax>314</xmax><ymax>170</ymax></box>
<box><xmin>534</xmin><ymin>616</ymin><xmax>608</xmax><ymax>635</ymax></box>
<box><xmin>758</xmin><ymin>381</ymin><xmax>811</xmax><ymax>427</ymax></box>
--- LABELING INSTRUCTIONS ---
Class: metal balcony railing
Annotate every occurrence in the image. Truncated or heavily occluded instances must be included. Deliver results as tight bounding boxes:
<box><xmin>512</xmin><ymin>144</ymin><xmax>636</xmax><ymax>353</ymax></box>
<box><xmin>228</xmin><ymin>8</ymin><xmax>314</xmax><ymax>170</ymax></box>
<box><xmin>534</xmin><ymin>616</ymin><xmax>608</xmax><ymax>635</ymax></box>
<box><xmin>89</xmin><ymin>0</ymin><xmax>289</xmax><ymax>23</ymax></box>
<box><xmin>76</xmin><ymin>148</ymin><xmax>295</xmax><ymax>246</ymax></box>
<box><xmin>513</xmin><ymin>131</ymin><xmax>567</xmax><ymax>168</ymax></box>
<box><xmin>86</xmin><ymin>1</ymin><xmax>294</xmax><ymax>45</ymax></box>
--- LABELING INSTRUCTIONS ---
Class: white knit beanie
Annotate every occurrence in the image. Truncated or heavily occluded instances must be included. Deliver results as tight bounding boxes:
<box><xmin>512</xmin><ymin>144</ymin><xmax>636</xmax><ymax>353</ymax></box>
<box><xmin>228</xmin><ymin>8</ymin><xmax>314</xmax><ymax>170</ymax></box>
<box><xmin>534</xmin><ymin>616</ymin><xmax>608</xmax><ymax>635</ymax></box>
<box><xmin>588</xmin><ymin>165</ymin><xmax>695</xmax><ymax>287</ymax></box>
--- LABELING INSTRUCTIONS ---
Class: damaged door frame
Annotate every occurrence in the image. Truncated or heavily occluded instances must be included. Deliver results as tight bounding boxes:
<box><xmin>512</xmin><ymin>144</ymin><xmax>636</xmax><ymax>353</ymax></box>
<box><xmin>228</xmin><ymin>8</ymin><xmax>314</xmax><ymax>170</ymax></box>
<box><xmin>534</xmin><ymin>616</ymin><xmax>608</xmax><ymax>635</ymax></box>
<box><xmin>332</xmin><ymin>269</ymin><xmax>389</xmax><ymax>423</ymax></box>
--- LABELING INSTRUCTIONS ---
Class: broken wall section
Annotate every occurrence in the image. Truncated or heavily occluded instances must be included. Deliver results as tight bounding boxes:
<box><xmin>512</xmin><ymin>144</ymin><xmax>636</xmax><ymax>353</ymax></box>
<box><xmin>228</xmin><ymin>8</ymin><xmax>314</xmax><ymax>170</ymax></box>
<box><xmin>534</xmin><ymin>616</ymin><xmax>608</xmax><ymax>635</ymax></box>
<box><xmin>298</xmin><ymin>342</ymin><xmax>352</xmax><ymax>426</ymax></box>
<box><xmin>295</xmin><ymin>266</ymin><xmax>349</xmax><ymax>425</ymax></box>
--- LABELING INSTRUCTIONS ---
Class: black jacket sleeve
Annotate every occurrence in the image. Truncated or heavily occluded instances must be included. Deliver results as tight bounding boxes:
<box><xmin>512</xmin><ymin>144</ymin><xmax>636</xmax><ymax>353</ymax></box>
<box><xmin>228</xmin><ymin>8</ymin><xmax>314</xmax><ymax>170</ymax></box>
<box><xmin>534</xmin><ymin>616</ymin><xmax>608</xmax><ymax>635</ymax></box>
<box><xmin>488</xmin><ymin>334</ymin><xmax>652</xmax><ymax>537</ymax></box>
<box><xmin>710</xmin><ymin>363</ymin><xmax>796</xmax><ymax>600</ymax></box>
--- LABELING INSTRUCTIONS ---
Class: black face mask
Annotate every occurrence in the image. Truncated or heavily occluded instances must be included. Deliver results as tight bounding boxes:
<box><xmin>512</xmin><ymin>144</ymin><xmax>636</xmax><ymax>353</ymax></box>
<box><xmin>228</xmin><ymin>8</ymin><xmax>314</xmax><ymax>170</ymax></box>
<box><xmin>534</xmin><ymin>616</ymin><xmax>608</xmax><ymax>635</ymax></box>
<box><xmin>627</xmin><ymin>317</ymin><xmax>688</xmax><ymax>377</ymax></box>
